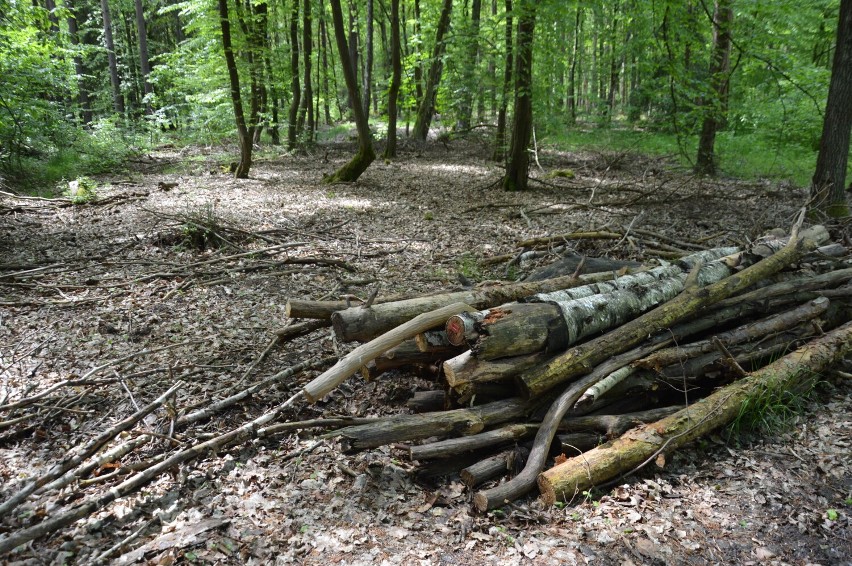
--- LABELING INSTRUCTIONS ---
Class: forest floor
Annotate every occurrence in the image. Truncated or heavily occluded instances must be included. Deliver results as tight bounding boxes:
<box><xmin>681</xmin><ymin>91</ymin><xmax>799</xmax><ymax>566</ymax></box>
<box><xmin>0</xmin><ymin>135</ymin><xmax>850</xmax><ymax>565</ymax></box>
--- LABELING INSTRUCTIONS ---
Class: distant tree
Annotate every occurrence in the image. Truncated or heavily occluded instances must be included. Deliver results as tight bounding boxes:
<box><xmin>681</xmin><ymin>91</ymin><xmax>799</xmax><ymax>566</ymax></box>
<box><xmin>503</xmin><ymin>0</ymin><xmax>536</xmax><ymax>191</ymax></box>
<box><xmin>217</xmin><ymin>0</ymin><xmax>255</xmax><ymax>178</ymax></box>
<box><xmin>492</xmin><ymin>0</ymin><xmax>512</xmax><ymax>161</ymax></box>
<box><xmin>66</xmin><ymin>0</ymin><xmax>92</xmax><ymax>125</ymax></box>
<box><xmin>384</xmin><ymin>0</ymin><xmax>401</xmax><ymax>158</ymax></box>
<box><xmin>811</xmin><ymin>0</ymin><xmax>852</xmax><ymax>217</ymax></box>
<box><xmin>133</xmin><ymin>0</ymin><xmax>153</xmax><ymax>114</ymax></box>
<box><xmin>412</xmin><ymin>0</ymin><xmax>453</xmax><ymax>141</ymax></box>
<box><xmin>695</xmin><ymin>0</ymin><xmax>734</xmax><ymax>175</ymax></box>
<box><xmin>100</xmin><ymin>0</ymin><xmax>124</xmax><ymax>115</ymax></box>
<box><xmin>326</xmin><ymin>0</ymin><xmax>375</xmax><ymax>182</ymax></box>
<box><xmin>456</xmin><ymin>0</ymin><xmax>482</xmax><ymax>131</ymax></box>
<box><xmin>288</xmin><ymin>0</ymin><xmax>301</xmax><ymax>149</ymax></box>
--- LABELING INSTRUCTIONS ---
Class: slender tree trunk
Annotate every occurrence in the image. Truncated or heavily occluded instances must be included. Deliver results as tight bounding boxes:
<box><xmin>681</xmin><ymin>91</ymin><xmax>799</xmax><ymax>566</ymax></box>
<box><xmin>218</xmin><ymin>0</ymin><xmax>253</xmax><ymax>178</ymax></box>
<box><xmin>412</xmin><ymin>0</ymin><xmax>454</xmax><ymax>140</ymax></box>
<box><xmin>811</xmin><ymin>0</ymin><xmax>852</xmax><ymax>217</ymax></box>
<box><xmin>66</xmin><ymin>1</ymin><xmax>92</xmax><ymax>125</ymax></box>
<box><xmin>362</xmin><ymin>0</ymin><xmax>374</xmax><ymax>116</ymax></box>
<box><xmin>413</xmin><ymin>0</ymin><xmax>424</xmax><ymax>104</ymax></box>
<box><xmin>695</xmin><ymin>0</ymin><xmax>734</xmax><ymax>175</ymax></box>
<box><xmin>297</xmin><ymin>0</ymin><xmax>314</xmax><ymax>142</ymax></box>
<box><xmin>485</xmin><ymin>0</ymin><xmax>498</xmax><ymax>121</ymax></box>
<box><xmin>347</xmin><ymin>0</ymin><xmax>359</xmax><ymax>110</ymax></box>
<box><xmin>133</xmin><ymin>0</ymin><xmax>153</xmax><ymax>114</ymax></box>
<box><xmin>101</xmin><ymin>0</ymin><xmax>124</xmax><ymax>115</ymax></box>
<box><xmin>385</xmin><ymin>0</ymin><xmax>402</xmax><ymax>158</ymax></box>
<box><xmin>502</xmin><ymin>0</ymin><xmax>537</xmax><ymax>192</ymax></box>
<box><xmin>606</xmin><ymin>3</ymin><xmax>620</xmax><ymax>120</ymax></box>
<box><xmin>288</xmin><ymin>0</ymin><xmax>301</xmax><ymax>148</ymax></box>
<box><xmin>326</xmin><ymin>0</ymin><xmax>376</xmax><ymax>182</ymax></box>
<box><xmin>492</xmin><ymin>0</ymin><xmax>512</xmax><ymax>161</ymax></box>
<box><xmin>568</xmin><ymin>5</ymin><xmax>581</xmax><ymax>123</ymax></box>
<box><xmin>320</xmin><ymin>11</ymin><xmax>333</xmax><ymax>124</ymax></box>
<box><xmin>457</xmin><ymin>0</ymin><xmax>482</xmax><ymax>130</ymax></box>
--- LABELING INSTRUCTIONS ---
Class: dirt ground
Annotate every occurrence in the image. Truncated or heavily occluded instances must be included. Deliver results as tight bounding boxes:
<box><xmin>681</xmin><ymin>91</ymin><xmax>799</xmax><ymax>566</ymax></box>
<box><xmin>0</xmin><ymin>136</ymin><xmax>850</xmax><ymax>565</ymax></box>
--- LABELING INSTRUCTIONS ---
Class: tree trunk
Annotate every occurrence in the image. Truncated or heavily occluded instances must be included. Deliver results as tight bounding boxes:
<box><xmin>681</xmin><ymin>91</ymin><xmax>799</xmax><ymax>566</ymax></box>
<box><xmin>362</xmin><ymin>0</ymin><xmax>374</xmax><ymax>116</ymax></box>
<box><xmin>66</xmin><ymin>0</ymin><xmax>92</xmax><ymax>125</ymax></box>
<box><xmin>492</xmin><ymin>0</ymin><xmax>513</xmax><ymax>161</ymax></box>
<box><xmin>502</xmin><ymin>0</ymin><xmax>537</xmax><ymax>191</ymax></box>
<box><xmin>100</xmin><ymin>0</ymin><xmax>124</xmax><ymax>115</ymax></box>
<box><xmin>133</xmin><ymin>0</ymin><xmax>153</xmax><ymax>115</ymax></box>
<box><xmin>568</xmin><ymin>5</ymin><xmax>582</xmax><ymax>123</ymax></box>
<box><xmin>538</xmin><ymin>322</ymin><xmax>852</xmax><ymax>505</ymax></box>
<box><xmin>457</xmin><ymin>0</ymin><xmax>482</xmax><ymax>130</ymax></box>
<box><xmin>320</xmin><ymin>9</ymin><xmax>333</xmax><ymax>124</ymax></box>
<box><xmin>288</xmin><ymin>0</ymin><xmax>301</xmax><ymax>148</ymax></box>
<box><xmin>298</xmin><ymin>0</ymin><xmax>314</xmax><ymax>143</ymax></box>
<box><xmin>218</xmin><ymin>0</ymin><xmax>253</xmax><ymax>178</ymax></box>
<box><xmin>326</xmin><ymin>0</ymin><xmax>377</xmax><ymax>183</ymax></box>
<box><xmin>695</xmin><ymin>0</ymin><xmax>734</xmax><ymax>175</ymax></box>
<box><xmin>811</xmin><ymin>0</ymin><xmax>852</xmax><ymax>217</ymax></box>
<box><xmin>384</xmin><ymin>0</ymin><xmax>402</xmax><ymax>158</ymax></box>
<box><xmin>412</xmin><ymin>0</ymin><xmax>454</xmax><ymax>140</ymax></box>
<box><xmin>413</xmin><ymin>0</ymin><xmax>424</xmax><ymax>104</ymax></box>
<box><xmin>347</xmin><ymin>0</ymin><xmax>359</xmax><ymax>110</ymax></box>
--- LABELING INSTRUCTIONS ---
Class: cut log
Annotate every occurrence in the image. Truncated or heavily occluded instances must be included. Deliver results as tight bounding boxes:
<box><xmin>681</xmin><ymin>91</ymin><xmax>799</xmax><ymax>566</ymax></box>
<box><xmin>303</xmin><ymin>302</ymin><xmax>476</xmax><ymax>403</ymax></box>
<box><xmin>516</xmin><ymin>231</ymin><xmax>623</xmax><ymax>248</ymax></box>
<box><xmin>363</xmin><ymin>339</ymin><xmax>462</xmax><ymax>380</ymax></box>
<box><xmin>406</xmin><ymin>390</ymin><xmax>447</xmax><ymax>412</ymax></box>
<box><xmin>415</xmin><ymin>330</ymin><xmax>457</xmax><ymax>352</ymax></box>
<box><xmin>331</xmin><ymin>270</ymin><xmax>639</xmax><ymax>343</ymax></box>
<box><xmin>537</xmin><ymin>321</ymin><xmax>852</xmax><ymax>505</ymax></box>
<box><xmin>713</xmin><ymin>267</ymin><xmax>852</xmax><ymax>309</ymax></box>
<box><xmin>461</xmin><ymin>452</ymin><xmax>512</xmax><ymax>488</ymax></box>
<box><xmin>286</xmin><ymin>289</ymin><xmax>418</xmax><ymax>319</ymax></box>
<box><xmin>558</xmin><ymin>433</ymin><xmax>605</xmax><ymax>455</ymax></box>
<box><xmin>409</xmin><ymin>423</ymin><xmax>536</xmax><ymax>460</ymax></box>
<box><xmin>448</xmin><ymin>248</ymin><xmax>739</xmax><ymax>361</ymax></box>
<box><xmin>525</xmin><ymin>254</ymin><xmax>642</xmax><ymax>282</ymax></box>
<box><xmin>443</xmin><ymin>350</ymin><xmax>552</xmax><ymax>388</ymax></box>
<box><xmin>329</xmin><ymin>397</ymin><xmax>531</xmax><ymax>450</ymax></box>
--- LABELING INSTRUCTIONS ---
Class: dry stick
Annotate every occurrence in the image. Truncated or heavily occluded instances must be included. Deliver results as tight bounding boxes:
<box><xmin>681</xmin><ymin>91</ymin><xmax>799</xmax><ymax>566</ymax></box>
<box><xmin>256</xmin><ymin>416</ymin><xmax>379</xmax><ymax>437</ymax></box>
<box><xmin>538</xmin><ymin>321</ymin><xmax>852</xmax><ymax>504</ymax></box>
<box><xmin>176</xmin><ymin>357</ymin><xmax>335</xmax><ymax>428</ymax></box>
<box><xmin>475</xmin><ymin>224</ymin><xmax>817</xmax><ymax>511</ymax></box>
<box><xmin>0</xmin><ymin>381</ymin><xmax>183</xmax><ymax>517</ymax></box>
<box><xmin>302</xmin><ymin>302</ymin><xmax>477</xmax><ymax>403</ymax></box>
<box><xmin>0</xmin><ymin>339</ymin><xmax>203</xmax><ymax>412</ymax></box>
<box><xmin>37</xmin><ymin>436</ymin><xmax>151</xmax><ymax>494</ymax></box>
<box><xmin>0</xmin><ymin>390</ymin><xmax>305</xmax><ymax>555</ymax></box>
<box><xmin>409</xmin><ymin>423</ymin><xmax>537</xmax><ymax>461</ymax></box>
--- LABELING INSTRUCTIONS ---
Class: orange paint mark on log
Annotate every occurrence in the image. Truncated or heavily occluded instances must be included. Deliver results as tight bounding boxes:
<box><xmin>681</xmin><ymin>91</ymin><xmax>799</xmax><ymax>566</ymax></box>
<box><xmin>483</xmin><ymin>308</ymin><xmax>510</xmax><ymax>323</ymax></box>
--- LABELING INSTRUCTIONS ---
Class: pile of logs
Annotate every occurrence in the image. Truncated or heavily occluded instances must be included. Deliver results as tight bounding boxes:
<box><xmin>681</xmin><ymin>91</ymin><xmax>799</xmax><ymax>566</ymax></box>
<box><xmin>286</xmin><ymin>221</ymin><xmax>852</xmax><ymax>511</ymax></box>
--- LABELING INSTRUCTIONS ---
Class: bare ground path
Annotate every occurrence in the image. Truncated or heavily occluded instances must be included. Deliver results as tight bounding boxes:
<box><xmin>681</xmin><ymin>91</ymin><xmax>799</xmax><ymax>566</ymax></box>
<box><xmin>0</xmin><ymin>138</ymin><xmax>849</xmax><ymax>564</ymax></box>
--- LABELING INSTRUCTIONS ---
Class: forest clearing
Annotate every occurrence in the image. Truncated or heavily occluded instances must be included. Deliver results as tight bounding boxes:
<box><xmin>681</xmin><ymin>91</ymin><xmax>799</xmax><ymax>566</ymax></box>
<box><xmin>1</xmin><ymin>139</ymin><xmax>850</xmax><ymax>564</ymax></box>
<box><xmin>2</xmin><ymin>0</ymin><xmax>852</xmax><ymax>562</ymax></box>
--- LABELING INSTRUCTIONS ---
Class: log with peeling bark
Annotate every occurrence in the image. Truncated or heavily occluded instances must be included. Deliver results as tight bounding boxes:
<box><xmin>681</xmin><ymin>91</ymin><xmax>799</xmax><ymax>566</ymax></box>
<box><xmin>518</xmin><ymin>224</ymin><xmax>827</xmax><ymax>399</ymax></box>
<box><xmin>537</xmin><ymin>321</ymin><xmax>852</xmax><ymax>505</ymax></box>
<box><xmin>329</xmin><ymin>270</ymin><xmax>639</xmax><ymax>342</ymax></box>
<box><xmin>448</xmin><ymin>248</ymin><xmax>737</xmax><ymax>360</ymax></box>
<box><xmin>558</xmin><ymin>406</ymin><xmax>681</xmax><ymax>437</ymax></box>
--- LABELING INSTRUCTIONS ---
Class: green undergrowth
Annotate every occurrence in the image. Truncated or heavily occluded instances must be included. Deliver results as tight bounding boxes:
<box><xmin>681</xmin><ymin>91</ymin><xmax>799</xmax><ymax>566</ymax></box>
<box><xmin>544</xmin><ymin>124</ymin><xmax>849</xmax><ymax>188</ymax></box>
<box><xmin>727</xmin><ymin>372</ymin><xmax>825</xmax><ymax>439</ymax></box>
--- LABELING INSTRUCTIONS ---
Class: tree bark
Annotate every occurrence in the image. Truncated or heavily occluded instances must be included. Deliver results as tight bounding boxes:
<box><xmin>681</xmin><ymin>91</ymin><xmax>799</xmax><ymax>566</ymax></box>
<box><xmin>297</xmin><ymin>0</ymin><xmax>315</xmax><ymax>143</ymax></box>
<box><xmin>66</xmin><ymin>0</ymin><xmax>92</xmax><ymax>125</ymax></box>
<box><xmin>492</xmin><ymin>0</ymin><xmax>512</xmax><ymax>161</ymax></box>
<box><xmin>412</xmin><ymin>0</ymin><xmax>454</xmax><ymax>140</ymax></box>
<box><xmin>811</xmin><ymin>0</ymin><xmax>852</xmax><ymax>217</ymax></box>
<box><xmin>362</xmin><ymin>0</ymin><xmax>374</xmax><ymax>116</ymax></box>
<box><xmin>133</xmin><ymin>0</ymin><xmax>153</xmax><ymax>115</ymax></box>
<box><xmin>409</xmin><ymin>423</ymin><xmax>535</xmax><ymax>460</ymax></box>
<box><xmin>288</xmin><ymin>0</ymin><xmax>302</xmax><ymax>148</ymax></box>
<box><xmin>502</xmin><ymin>0</ymin><xmax>537</xmax><ymax>191</ymax></box>
<box><xmin>457</xmin><ymin>0</ymin><xmax>482</xmax><ymax>130</ymax></box>
<box><xmin>218</xmin><ymin>0</ymin><xmax>254</xmax><ymax>178</ymax></box>
<box><xmin>326</xmin><ymin>0</ymin><xmax>377</xmax><ymax>182</ymax></box>
<box><xmin>330</xmin><ymin>269</ymin><xmax>635</xmax><ymax>342</ymax></box>
<box><xmin>695</xmin><ymin>0</ymin><xmax>734</xmax><ymax>175</ymax></box>
<box><xmin>100</xmin><ymin>0</ymin><xmax>124</xmax><ymax>115</ymax></box>
<box><xmin>384</xmin><ymin>0</ymin><xmax>402</xmax><ymax>158</ymax></box>
<box><xmin>538</xmin><ymin>322</ymin><xmax>852</xmax><ymax>505</ymax></box>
